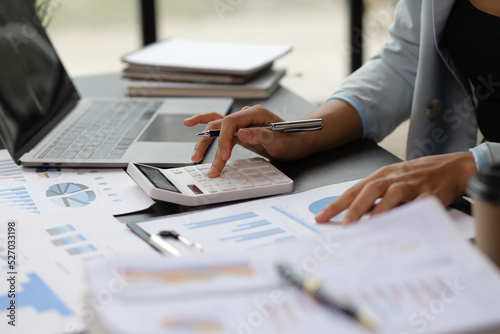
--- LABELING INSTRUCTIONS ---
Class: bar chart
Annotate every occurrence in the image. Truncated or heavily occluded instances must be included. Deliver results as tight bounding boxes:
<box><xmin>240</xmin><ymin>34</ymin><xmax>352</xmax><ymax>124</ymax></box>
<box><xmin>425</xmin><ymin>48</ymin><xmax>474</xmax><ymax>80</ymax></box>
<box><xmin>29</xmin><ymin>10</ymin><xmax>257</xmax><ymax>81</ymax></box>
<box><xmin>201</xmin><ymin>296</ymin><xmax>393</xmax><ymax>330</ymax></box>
<box><xmin>184</xmin><ymin>212</ymin><xmax>299</xmax><ymax>247</ymax></box>
<box><xmin>51</xmin><ymin>234</ymin><xmax>87</xmax><ymax>246</ymax></box>
<box><xmin>0</xmin><ymin>186</ymin><xmax>39</xmax><ymax>214</ymax></box>
<box><xmin>0</xmin><ymin>159</ymin><xmax>25</xmax><ymax>182</ymax></box>
<box><xmin>46</xmin><ymin>224</ymin><xmax>77</xmax><ymax>236</ymax></box>
<box><xmin>45</xmin><ymin>224</ymin><xmax>98</xmax><ymax>256</ymax></box>
<box><xmin>0</xmin><ymin>273</ymin><xmax>72</xmax><ymax>317</ymax></box>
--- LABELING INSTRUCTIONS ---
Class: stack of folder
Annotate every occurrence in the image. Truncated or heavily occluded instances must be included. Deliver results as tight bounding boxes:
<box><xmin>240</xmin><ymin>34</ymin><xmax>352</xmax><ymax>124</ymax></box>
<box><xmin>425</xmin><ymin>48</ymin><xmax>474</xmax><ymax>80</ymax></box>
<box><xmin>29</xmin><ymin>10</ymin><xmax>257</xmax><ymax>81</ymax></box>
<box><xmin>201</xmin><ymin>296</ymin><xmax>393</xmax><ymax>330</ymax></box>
<box><xmin>121</xmin><ymin>37</ymin><xmax>291</xmax><ymax>99</ymax></box>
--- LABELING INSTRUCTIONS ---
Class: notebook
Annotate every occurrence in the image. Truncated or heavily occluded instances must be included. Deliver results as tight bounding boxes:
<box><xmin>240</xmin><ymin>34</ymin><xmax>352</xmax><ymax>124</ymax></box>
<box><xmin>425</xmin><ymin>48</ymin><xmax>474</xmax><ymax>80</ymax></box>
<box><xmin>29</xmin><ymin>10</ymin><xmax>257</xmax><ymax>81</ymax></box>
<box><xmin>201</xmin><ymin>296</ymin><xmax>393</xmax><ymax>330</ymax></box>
<box><xmin>121</xmin><ymin>37</ymin><xmax>292</xmax><ymax>76</ymax></box>
<box><xmin>125</xmin><ymin>67</ymin><xmax>286</xmax><ymax>98</ymax></box>
<box><xmin>0</xmin><ymin>1</ymin><xmax>233</xmax><ymax>168</ymax></box>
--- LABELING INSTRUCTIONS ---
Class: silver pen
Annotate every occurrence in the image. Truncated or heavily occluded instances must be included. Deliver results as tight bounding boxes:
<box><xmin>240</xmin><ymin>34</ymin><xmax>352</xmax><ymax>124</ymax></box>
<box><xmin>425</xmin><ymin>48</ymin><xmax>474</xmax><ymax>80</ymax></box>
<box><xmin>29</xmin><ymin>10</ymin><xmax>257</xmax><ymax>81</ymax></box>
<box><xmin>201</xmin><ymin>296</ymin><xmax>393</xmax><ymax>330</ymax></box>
<box><xmin>196</xmin><ymin>118</ymin><xmax>323</xmax><ymax>138</ymax></box>
<box><xmin>159</xmin><ymin>230</ymin><xmax>204</xmax><ymax>252</ymax></box>
<box><xmin>149</xmin><ymin>234</ymin><xmax>181</xmax><ymax>257</ymax></box>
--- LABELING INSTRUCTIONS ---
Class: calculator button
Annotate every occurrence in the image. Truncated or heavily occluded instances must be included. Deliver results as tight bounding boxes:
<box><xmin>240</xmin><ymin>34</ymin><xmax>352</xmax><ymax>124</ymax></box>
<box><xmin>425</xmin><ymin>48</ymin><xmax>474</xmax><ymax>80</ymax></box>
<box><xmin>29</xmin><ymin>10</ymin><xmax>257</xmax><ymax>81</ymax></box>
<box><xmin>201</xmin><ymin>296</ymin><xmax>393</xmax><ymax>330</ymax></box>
<box><xmin>189</xmin><ymin>171</ymin><xmax>201</xmax><ymax>177</ymax></box>
<box><xmin>218</xmin><ymin>184</ymin><xmax>237</xmax><ymax>191</ymax></box>
<box><xmin>254</xmin><ymin>179</ymin><xmax>272</xmax><ymax>186</ymax></box>
<box><xmin>270</xmin><ymin>177</ymin><xmax>290</xmax><ymax>184</ymax></box>
<box><xmin>205</xmin><ymin>187</ymin><xmax>219</xmax><ymax>193</ymax></box>
<box><xmin>233</xmin><ymin>160</ymin><xmax>252</xmax><ymax>168</ymax></box>
<box><xmin>237</xmin><ymin>182</ymin><xmax>255</xmax><ymax>189</ymax></box>
<box><xmin>264</xmin><ymin>172</ymin><xmax>281</xmax><ymax>178</ymax></box>
<box><xmin>213</xmin><ymin>179</ymin><xmax>230</xmax><ymax>185</ymax></box>
<box><xmin>225</xmin><ymin>171</ymin><xmax>241</xmax><ymax>177</ymax></box>
<box><xmin>248</xmin><ymin>174</ymin><xmax>265</xmax><ymax>180</ymax></box>
<box><xmin>247</xmin><ymin>157</ymin><xmax>268</xmax><ymax>166</ymax></box>
<box><xmin>172</xmin><ymin>169</ymin><xmax>183</xmax><ymax>174</ymax></box>
<box><xmin>222</xmin><ymin>166</ymin><xmax>236</xmax><ymax>173</ymax></box>
<box><xmin>185</xmin><ymin>166</ymin><xmax>196</xmax><ymax>171</ymax></box>
<box><xmin>259</xmin><ymin>167</ymin><xmax>275</xmax><ymax>173</ymax></box>
<box><xmin>243</xmin><ymin>169</ymin><xmax>260</xmax><ymax>175</ymax></box>
<box><xmin>196</xmin><ymin>165</ymin><xmax>210</xmax><ymax>171</ymax></box>
<box><xmin>231</xmin><ymin>177</ymin><xmax>250</xmax><ymax>184</ymax></box>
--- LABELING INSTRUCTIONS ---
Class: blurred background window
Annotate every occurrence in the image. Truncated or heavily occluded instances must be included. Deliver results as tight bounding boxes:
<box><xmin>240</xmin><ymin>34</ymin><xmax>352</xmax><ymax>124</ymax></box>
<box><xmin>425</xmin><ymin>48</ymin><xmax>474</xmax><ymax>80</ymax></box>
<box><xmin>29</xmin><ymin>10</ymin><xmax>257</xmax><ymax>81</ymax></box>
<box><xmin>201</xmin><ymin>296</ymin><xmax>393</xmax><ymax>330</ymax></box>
<box><xmin>46</xmin><ymin>0</ymin><xmax>404</xmax><ymax>158</ymax></box>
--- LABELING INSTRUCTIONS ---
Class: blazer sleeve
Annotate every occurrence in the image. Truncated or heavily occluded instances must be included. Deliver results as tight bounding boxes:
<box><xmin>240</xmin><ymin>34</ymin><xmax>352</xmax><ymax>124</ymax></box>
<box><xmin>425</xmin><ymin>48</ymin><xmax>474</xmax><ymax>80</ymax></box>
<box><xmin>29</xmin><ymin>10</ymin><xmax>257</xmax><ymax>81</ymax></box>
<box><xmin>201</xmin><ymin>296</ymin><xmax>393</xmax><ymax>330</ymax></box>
<box><xmin>328</xmin><ymin>0</ymin><xmax>422</xmax><ymax>142</ymax></box>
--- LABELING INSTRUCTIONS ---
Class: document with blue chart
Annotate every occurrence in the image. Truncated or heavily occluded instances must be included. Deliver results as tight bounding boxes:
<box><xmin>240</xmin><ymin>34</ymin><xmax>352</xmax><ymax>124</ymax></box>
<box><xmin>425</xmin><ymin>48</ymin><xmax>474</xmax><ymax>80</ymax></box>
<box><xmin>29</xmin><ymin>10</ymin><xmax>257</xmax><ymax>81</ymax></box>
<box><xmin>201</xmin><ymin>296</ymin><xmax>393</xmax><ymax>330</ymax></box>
<box><xmin>0</xmin><ymin>207</ymin><xmax>159</xmax><ymax>334</ymax></box>
<box><xmin>90</xmin><ymin>198</ymin><xmax>500</xmax><ymax>334</ymax></box>
<box><xmin>135</xmin><ymin>180</ymin><xmax>360</xmax><ymax>253</ymax></box>
<box><xmin>0</xmin><ymin>149</ymin><xmax>154</xmax><ymax>217</ymax></box>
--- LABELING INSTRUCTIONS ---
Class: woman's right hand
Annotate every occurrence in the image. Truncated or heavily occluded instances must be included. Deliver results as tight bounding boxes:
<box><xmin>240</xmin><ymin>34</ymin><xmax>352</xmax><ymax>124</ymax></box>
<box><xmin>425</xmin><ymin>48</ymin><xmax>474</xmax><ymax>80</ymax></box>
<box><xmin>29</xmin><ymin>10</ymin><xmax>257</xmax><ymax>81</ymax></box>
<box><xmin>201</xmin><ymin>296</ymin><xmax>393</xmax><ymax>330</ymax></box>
<box><xmin>183</xmin><ymin>105</ymin><xmax>309</xmax><ymax>177</ymax></box>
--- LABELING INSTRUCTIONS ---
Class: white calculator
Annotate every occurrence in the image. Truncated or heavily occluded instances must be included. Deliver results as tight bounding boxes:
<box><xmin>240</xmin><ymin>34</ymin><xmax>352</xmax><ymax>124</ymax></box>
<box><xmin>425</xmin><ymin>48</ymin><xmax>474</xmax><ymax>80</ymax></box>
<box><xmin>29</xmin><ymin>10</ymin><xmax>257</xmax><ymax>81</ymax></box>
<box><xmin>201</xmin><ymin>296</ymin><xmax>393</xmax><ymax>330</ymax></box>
<box><xmin>127</xmin><ymin>157</ymin><xmax>294</xmax><ymax>206</ymax></box>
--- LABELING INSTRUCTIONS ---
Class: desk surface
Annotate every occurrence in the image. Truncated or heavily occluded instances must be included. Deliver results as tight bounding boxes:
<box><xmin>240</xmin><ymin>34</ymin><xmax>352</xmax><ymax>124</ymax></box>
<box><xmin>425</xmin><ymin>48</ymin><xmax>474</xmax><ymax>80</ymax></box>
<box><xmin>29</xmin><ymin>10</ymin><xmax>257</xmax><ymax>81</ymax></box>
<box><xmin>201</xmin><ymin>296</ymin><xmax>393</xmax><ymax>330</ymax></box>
<box><xmin>73</xmin><ymin>73</ymin><xmax>400</xmax><ymax>222</ymax></box>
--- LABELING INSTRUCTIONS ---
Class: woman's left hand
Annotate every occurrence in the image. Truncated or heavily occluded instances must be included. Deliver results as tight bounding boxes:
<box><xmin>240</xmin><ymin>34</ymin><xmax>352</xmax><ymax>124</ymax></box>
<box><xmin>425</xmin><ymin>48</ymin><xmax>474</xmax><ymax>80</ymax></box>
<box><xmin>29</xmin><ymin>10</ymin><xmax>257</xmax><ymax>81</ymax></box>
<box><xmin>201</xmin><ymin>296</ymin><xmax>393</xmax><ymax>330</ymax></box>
<box><xmin>315</xmin><ymin>152</ymin><xmax>477</xmax><ymax>224</ymax></box>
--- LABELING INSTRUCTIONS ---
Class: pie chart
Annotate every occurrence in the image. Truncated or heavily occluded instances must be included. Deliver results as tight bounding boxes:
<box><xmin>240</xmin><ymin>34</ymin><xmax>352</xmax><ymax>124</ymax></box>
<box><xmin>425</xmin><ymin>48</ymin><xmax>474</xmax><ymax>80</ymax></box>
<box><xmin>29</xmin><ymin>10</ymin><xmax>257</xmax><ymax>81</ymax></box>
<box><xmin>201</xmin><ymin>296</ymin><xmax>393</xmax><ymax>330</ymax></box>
<box><xmin>308</xmin><ymin>196</ymin><xmax>339</xmax><ymax>215</ymax></box>
<box><xmin>46</xmin><ymin>183</ymin><xmax>96</xmax><ymax>208</ymax></box>
<box><xmin>308</xmin><ymin>196</ymin><xmax>345</xmax><ymax>220</ymax></box>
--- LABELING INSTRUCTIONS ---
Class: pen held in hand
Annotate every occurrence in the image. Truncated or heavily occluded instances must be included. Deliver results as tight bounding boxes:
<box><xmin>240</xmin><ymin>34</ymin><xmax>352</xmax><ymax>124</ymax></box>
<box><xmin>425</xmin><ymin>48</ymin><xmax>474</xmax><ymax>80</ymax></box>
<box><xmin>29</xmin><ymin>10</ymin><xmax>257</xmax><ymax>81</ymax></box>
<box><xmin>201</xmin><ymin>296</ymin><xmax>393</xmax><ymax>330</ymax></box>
<box><xmin>196</xmin><ymin>118</ymin><xmax>323</xmax><ymax>138</ymax></box>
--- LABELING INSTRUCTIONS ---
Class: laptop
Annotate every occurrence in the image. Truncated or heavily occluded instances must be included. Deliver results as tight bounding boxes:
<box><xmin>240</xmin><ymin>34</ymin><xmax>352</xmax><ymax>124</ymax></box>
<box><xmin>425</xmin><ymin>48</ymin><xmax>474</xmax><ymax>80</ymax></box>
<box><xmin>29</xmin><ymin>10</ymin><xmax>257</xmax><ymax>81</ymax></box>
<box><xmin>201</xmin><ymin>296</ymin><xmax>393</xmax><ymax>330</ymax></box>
<box><xmin>0</xmin><ymin>1</ymin><xmax>233</xmax><ymax>168</ymax></box>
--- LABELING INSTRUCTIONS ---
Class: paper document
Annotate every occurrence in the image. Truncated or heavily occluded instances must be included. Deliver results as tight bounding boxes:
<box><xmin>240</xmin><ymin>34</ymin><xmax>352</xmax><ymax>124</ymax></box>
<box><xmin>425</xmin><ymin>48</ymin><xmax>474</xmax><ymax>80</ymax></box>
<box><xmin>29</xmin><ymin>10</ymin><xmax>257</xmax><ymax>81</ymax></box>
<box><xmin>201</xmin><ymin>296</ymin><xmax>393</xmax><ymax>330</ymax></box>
<box><xmin>0</xmin><ymin>207</ymin><xmax>160</xmax><ymax>334</ymax></box>
<box><xmin>0</xmin><ymin>149</ymin><xmax>154</xmax><ymax>217</ymax></box>
<box><xmin>136</xmin><ymin>180</ymin><xmax>358</xmax><ymax>253</ymax></box>
<box><xmin>122</xmin><ymin>37</ymin><xmax>292</xmax><ymax>75</ymax></box>
<box><xmin>86</xmin><ymin>198</ymin><xmax>500</xmax><ymax>334</ymax></box>
<box><xmin>135</xmin><ymin>179</ymin><xmax>474</xmax><ymax>254</ymax></box>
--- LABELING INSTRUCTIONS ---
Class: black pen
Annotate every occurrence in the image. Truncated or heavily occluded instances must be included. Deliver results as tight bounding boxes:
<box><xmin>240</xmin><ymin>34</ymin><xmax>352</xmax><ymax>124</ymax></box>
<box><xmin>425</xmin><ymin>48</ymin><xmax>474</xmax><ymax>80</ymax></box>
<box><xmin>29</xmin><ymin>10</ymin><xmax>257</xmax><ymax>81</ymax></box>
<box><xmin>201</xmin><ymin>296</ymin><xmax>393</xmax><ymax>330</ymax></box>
<box><xmin>196</xmin><ymin>119</ymin><xmax>323</xmax><ymax>138</ymax></box>
<box><xmin>276</xmin><ymin>262</ymin><xmax>377</xmax><ymax>331</ymax></box>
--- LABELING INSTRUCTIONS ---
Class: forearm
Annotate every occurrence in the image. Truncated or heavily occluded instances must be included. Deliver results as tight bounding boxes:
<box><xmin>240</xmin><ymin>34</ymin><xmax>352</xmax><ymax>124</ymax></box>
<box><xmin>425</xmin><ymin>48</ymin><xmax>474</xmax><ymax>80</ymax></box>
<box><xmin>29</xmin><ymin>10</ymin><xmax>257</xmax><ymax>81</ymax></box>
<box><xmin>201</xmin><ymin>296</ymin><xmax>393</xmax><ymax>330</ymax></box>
<box><xmin>296</xmin><ymin>98</ymin><xmax>364</xmax><ymax>158</ymax></box>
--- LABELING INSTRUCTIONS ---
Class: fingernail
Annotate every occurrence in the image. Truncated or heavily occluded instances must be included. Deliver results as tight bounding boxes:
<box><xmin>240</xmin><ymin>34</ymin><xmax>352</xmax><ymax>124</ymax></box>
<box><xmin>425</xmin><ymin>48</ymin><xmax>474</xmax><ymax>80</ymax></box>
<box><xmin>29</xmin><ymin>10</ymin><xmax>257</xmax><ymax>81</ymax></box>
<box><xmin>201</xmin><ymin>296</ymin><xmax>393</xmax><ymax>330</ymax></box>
<box><xmin>238</xmin><ymin>129</ymin><xmax>250</xmax><ymax>141</ymax></box>
<box><xmin>341</xmin><ymin>217</ymin><xmax>352</xmax><ymax>226</ymax></box>
<box><xmin>315</xmin><ymin>210</ymin><xmax>327</xmax><ymax>223</ymax></box>
<box><xmin>208</xmin><ymin>166</ymin><xmax>216</xmax><ymax>177</ymax></box>
<box><xmin>191</xmin><ymin>149</ymin><xmax>199</xmax><ymax>160</ymax></box>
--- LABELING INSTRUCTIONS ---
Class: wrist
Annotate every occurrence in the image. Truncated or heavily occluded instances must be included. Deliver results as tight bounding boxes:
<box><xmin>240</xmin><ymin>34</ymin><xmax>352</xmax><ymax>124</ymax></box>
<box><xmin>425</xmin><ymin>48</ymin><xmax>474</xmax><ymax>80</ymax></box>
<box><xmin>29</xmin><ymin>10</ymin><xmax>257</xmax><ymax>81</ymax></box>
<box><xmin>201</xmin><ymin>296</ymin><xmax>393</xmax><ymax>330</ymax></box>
<box><xmin>456</xmin><ymin>151</ymin><xmax>478</xmax><ymax>193</ymax></box>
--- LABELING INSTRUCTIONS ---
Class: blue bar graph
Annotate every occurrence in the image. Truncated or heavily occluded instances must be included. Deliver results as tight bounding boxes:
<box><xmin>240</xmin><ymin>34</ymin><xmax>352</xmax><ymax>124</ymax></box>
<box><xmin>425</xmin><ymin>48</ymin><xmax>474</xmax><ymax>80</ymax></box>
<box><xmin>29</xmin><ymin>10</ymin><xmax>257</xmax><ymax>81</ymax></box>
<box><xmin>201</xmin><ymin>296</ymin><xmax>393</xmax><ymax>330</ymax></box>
<box><xmin>46</xmin><ymin>224</ymin><xmax>76</xmax><ymax>236</ymax></box>
<box><xmin>220</xmin><ymin>227</ymin><xmax>286</xmax><ymax>243</ymax></box>
<box><xmin>0</xmin><ymin>186</ymin><xmax>39</xmax><ymax>214</ymax></box>
<box><xmin>51</xmin><ymin>234</ymin><xmax>86</xmax><ymax>246</ymax></box>
<box><xmin>232</xmin><ymin>220</ymin><xmax>271</xmax><ymax>232</ymax></box>
<box><xmin>183</xmin><ymin>211</ymin><xmax>300</xmax><ymax>246</ymax></box>
<box><xmin>185</xmin><ymin>212</ymin><xmax>258</xmax><ymax>229</ymax></box>
<box><xmin>66</xmin><ymin>244</ymin><xmax>97</xmax><ymax>255</ymax></box>
<box><xmin>0</xmin><ymin>273</ymin><xmax>72</xmax><ymax>316</ymax></box>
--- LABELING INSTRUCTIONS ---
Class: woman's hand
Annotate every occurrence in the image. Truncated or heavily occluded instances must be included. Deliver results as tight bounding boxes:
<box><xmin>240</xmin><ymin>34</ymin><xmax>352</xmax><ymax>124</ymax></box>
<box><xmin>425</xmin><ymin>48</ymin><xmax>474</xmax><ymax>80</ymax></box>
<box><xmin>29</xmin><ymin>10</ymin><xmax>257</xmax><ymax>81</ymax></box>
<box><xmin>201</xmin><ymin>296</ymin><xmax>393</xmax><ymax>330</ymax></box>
<box><xmin>315</xmin><ymin>152</ymin><xmax>477</xmax><ymax>224</ymax></box>
<box><xmin>184</xmin><ymin>105</ymin><xmax>308</xmax><ymax>177</ymax></box>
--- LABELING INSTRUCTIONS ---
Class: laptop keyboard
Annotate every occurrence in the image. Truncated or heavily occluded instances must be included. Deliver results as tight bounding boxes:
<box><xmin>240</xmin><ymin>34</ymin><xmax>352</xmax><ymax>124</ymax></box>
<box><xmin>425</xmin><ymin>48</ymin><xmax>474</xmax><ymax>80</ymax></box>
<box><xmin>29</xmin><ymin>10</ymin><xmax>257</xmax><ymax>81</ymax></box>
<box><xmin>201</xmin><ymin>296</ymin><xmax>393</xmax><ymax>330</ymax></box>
<box><xmin>38</xmin><ymin>100</ymin><xmax>161</xmax><ymax>160</ymax></box>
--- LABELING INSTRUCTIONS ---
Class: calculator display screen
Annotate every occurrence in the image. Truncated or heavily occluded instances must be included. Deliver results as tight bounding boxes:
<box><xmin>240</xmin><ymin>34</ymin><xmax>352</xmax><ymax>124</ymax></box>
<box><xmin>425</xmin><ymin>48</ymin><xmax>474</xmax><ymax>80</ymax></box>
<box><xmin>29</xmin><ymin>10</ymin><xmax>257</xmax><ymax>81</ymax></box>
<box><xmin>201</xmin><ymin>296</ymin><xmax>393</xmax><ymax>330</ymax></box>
<box><xmin>135</xmin><ymin>164</ymin><xmax>181</xmax><ymax>193</ymax></box>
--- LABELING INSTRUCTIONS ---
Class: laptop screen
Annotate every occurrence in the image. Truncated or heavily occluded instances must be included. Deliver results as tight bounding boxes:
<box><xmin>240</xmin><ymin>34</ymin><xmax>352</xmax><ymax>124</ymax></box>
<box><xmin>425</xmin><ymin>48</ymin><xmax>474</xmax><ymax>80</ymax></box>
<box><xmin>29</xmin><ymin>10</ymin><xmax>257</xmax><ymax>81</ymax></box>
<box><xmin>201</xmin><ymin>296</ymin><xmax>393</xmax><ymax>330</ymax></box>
<box><xmin>0</xmin><ymin>1</ymin><xmax>79</xmax><ymax>162</ymax></box>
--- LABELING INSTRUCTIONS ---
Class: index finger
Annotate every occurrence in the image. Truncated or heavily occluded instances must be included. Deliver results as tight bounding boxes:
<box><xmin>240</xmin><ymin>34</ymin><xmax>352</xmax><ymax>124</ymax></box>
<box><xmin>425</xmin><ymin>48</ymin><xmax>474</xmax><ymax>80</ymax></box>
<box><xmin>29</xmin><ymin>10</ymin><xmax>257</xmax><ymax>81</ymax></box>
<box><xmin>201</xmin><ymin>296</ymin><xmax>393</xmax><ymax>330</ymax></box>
<box><xmin>217</xmin><ymin>105</ymin><xmax>284</xmax><ymax>161</ymax></box>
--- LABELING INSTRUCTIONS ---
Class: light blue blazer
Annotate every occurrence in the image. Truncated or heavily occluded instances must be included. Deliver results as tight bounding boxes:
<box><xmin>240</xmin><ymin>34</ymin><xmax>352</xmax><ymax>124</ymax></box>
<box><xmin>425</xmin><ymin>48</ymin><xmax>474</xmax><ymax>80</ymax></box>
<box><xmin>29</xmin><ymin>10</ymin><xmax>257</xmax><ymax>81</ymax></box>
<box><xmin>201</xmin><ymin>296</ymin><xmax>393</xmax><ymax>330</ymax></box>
<box><xmin>330</xmin><ymin>0</ymin><xmax>500</xmax><ymax>169</ymax></box>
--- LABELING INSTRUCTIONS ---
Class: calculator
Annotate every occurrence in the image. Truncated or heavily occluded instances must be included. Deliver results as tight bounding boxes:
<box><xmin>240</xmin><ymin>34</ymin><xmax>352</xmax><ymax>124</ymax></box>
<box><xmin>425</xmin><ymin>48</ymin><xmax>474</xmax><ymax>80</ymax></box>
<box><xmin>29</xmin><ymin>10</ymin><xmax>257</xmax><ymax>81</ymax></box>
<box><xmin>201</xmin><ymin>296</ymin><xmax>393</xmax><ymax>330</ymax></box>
<box><xmin>126</xmin><ymin>157</ymin><xmax>294</xmax><ymax>206</ymax></box>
